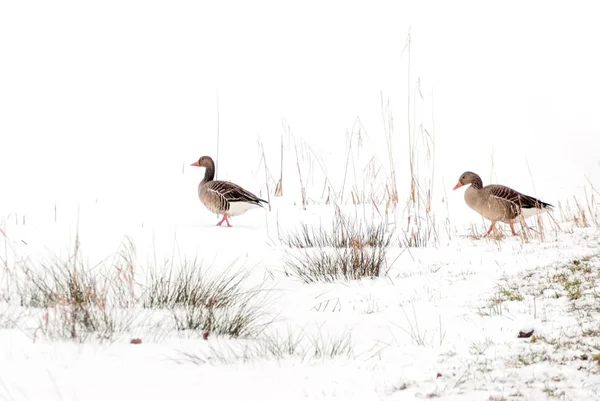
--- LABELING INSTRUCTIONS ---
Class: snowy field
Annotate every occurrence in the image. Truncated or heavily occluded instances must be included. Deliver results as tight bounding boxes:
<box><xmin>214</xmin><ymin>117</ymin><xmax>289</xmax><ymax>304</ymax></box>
<box><xmin>2</xmin><ymin>1</ymin><xmax>600</xmax><ymax>400</ymax></box>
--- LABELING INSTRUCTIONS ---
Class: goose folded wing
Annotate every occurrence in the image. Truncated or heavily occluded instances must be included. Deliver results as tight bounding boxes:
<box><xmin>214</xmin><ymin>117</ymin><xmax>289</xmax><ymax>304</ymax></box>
<box><xmin>486</xmin><ymin>185</ymin><xmax>545</xmax><ymax>209</ymax></box>
<box><xmin>208</xmin><ymin>181</ymin><xmax>265</xmax><ymax>205</ymax></box>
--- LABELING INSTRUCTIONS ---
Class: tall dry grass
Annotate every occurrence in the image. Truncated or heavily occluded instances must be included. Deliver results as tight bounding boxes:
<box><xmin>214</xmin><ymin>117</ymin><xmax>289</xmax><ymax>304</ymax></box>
<box><xmin>249</xmin><ymin>29</ymin><xmax>443</xmax><ymax>247</ymax></box>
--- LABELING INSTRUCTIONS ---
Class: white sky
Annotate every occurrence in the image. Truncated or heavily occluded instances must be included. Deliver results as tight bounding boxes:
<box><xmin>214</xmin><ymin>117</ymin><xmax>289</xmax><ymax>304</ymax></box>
<box><xmin>1</xmin><ymin>0</ymin><xmax>599</xmax><ymax>215</ymax></box>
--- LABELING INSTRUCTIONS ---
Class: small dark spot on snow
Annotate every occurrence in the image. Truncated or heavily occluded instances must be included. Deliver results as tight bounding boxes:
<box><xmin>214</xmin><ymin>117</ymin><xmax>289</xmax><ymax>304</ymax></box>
<box><xmin>518</xmin><ymin>329</ymin><xmax>534</xmax><ymax>338</ymax></box>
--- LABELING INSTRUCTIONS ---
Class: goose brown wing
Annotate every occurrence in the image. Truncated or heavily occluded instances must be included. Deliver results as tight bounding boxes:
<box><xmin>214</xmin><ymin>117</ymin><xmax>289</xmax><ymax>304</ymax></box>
<box><xmin>201</xmin><ymin>182</ymin><xmax>230</xmax><ymax>213</ymax></box>
<box><xmin>206</xmin><ymin>180</ymin><xmax>268</xmax><ymax>205</ymax></box>
<box><xmin>485</xmin><ymin>184</ymin><xmax>552</xmax><ymax>209</ymax></box>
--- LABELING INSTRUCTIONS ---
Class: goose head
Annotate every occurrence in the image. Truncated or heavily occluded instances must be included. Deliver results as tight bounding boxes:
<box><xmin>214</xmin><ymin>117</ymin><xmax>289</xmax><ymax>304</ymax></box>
<box><xmin>190</xmin><ymin>155</ymin><xmax>215</xmax><ymax>168</ymax></box>
<box><xmin>453</xmin><ymin>171</ymin><xmax>482</xmax><ymax>190</ymax></box>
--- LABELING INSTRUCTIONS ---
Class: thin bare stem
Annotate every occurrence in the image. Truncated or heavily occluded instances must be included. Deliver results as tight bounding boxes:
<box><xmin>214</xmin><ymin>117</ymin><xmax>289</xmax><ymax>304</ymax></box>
<box><xmin>215</xmin><ymin>91</ymin><xmax>220</xmax><ymax>180</ymax></box>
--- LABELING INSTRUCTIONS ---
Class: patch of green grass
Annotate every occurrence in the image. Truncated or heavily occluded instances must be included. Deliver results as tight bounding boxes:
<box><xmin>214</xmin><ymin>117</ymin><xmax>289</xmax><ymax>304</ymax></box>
<box><xmin>569</xmin><ymin>258</ymin><xmax>593</xmax><ymax>274</ymax></box>
<box><xmin>551</xmin><ymin>271</ymin><xmax>584</xmax><ymax>300</ymax></box>
<box><xmin>498</xmin><ymin>286</ymin><xmax>524</xmax><ymax>302</ymax></box>
<box><xmin>529</xmin><ymin>334</ymin><xmax>559</xmax><ymax>346</ymax></box>
<box><xmin>564</xmin><ymin>279</ymin><xmax>583</xmax><ymax>300</ymax></box>
<box><xmin>552</xmin><ymin>272</ymin><xmax>569</xmax><ymax>284</ymax></box>
<box><xmin>511</xmin><ymin>349</ymin><xmax>550</xmax><ymax>367</ymax></box>
<box><xmin>582</xmin><ymin>328</ymin><xmax>600</xmax><ymax>338</ymax></box>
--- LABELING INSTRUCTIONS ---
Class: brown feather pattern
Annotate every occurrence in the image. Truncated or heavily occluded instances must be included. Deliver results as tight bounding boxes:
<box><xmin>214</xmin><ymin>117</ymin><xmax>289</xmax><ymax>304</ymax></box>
<box><xmin>203</xmin><ymin>180</ymin><xmax>268</xmax><ymax>214</ymax></box>
<box><xmin>485</xmin><ymin>184</ymin><xmax>553</xmax><ymax>210</ymax></box>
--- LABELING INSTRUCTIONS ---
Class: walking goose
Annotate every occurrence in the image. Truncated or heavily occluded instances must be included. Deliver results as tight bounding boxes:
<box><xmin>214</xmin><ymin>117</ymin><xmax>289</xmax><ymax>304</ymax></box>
<box><xmin>453</xmin><ymin>171</ymin><xmax>553</xmax><ymax>236</ymax></box>
<box><xmin>190</xmin><ymin>155</ymin><xmax>268</xmax><ymax>227</ymax></box>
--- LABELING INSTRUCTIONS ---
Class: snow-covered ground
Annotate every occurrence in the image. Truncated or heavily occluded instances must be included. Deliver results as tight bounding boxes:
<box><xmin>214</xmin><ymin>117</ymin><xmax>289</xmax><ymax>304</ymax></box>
<box><xmin>2</xmin><ymin>0</ymin><xmax>600</xmax><ymax>400</ymax></box>
<box><xmin>1</xmin><ymin>201</ymin><xmax>600</xmax><ymax>400</ymax></box>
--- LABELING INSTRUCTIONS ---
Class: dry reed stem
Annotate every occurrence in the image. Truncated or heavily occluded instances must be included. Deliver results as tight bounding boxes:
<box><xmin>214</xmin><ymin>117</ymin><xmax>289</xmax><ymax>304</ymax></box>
<box><xmin>257</xmin><ymin>138</ymin><xmax>273</xmax><ymax>212</ymax></box>
<box><xmin>275</xmin><ymin>133</ymin><xmax>284</xmax><ymax>197</ymax></box>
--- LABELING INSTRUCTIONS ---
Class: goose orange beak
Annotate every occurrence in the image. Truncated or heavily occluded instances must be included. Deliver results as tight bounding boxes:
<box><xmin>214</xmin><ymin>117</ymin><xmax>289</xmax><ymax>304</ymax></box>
<box><xmin>453</xmin><ymin>182</ymin><xmax>463</xmax><ymax>190</ymax></box>
<box><xmin>190</xmin><ymin>161</ymin><xmax>200</xmax><ymax>166</ymax></box>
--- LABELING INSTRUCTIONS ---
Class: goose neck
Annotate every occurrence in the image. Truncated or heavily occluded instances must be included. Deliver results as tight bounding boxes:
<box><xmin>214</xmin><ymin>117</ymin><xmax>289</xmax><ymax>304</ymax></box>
<box><xmin>202</xmin><ymin>164</ymin><xmax>215</xmax><ymax>183</ymax></box>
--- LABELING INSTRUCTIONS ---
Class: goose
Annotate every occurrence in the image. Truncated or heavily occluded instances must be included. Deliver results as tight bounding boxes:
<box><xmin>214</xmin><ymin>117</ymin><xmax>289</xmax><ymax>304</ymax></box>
<box><xmin>453</xmin><ymin>171</ymin><xmax>553</xmax><ymax>236</ymax></box>
<box><xmin>190</xmin><ymin>155</ymin><xmax>268</xmax><ymax>227</ymax></box>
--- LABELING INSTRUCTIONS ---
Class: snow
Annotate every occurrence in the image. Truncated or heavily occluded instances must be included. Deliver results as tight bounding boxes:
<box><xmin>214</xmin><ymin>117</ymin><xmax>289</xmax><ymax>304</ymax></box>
<box><xmin>2</xmin><ymin>203</ymin><xmax>600</xmax><ymax>400</ymax></box>
<box><xmin>2</xmin><ymin>0</ymin><xmax>600</xmax><ymax>400</ymax></box>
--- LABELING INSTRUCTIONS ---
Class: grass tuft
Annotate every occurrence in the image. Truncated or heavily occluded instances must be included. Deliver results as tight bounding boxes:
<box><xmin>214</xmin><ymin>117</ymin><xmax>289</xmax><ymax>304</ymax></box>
<box><xmin>20</xmin><ymin>251</ymin><xmax>134</xmax><ymax>342</ymax></box>
<box><xmin>1</xmin><ymin>233</ymin><xmax>273</xmax><ymax>342</ymax></box>
<box><xmin>142</xmin><ymin>259</ymin><xmax>271</xmax><ymax>338</ymax></box>
<box><xmin>282</xmin><ymin>215</ymin><xmax>393</xmax><ymax>283</ymax></box>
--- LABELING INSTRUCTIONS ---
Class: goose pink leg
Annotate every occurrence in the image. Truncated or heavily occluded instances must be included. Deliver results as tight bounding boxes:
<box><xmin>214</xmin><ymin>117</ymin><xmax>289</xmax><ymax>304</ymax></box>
<box><xmin>486</xmin><ymin>221</ymin><xmax>517</xmax><ymax>236</ymax></box>
<box><xmin>217</xmin><ymin>214</ymin><xmax>232</xmax><ymax>227</ymax></box>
